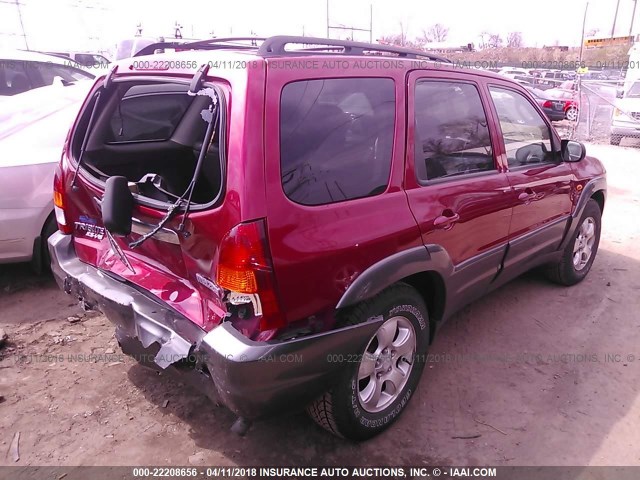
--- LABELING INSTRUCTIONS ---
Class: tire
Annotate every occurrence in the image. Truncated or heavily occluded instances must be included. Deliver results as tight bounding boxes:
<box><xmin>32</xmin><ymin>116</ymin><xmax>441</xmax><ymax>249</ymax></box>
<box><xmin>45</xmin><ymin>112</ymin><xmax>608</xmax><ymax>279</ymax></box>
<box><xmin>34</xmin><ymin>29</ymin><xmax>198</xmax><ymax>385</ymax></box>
<box><xmin>610</xmin><ymin>135</ymin><xmax>622</xmax><ymax>146</ymax></box>
<box><xmin>545</xmin><ymin>199</ymin><xmax>601</xmax><ymax>286</ymax></box>
<box><xmin>41</xmin><ymin>215</ymin><xmax>58</xmax><ymax>272</ymax></box>
<box><xmin>307</xmin><ymin>283</ymin><xmax>430</xmax><ymax>440</ymax></box>
<box><xmin>565</xmin><ymin>106</ymin><xmax>579</xmax><ymax>122</ymax></box>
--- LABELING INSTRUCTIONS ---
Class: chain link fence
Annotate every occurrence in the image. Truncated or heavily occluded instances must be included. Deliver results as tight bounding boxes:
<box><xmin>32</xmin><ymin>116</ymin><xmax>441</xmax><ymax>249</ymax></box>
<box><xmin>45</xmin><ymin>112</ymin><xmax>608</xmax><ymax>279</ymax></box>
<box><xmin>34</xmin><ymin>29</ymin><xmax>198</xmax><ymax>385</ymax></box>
<box><xmin>554</xmin><ymin>79</ymin><xmax>640</xmax><ymax>147</ymax></box>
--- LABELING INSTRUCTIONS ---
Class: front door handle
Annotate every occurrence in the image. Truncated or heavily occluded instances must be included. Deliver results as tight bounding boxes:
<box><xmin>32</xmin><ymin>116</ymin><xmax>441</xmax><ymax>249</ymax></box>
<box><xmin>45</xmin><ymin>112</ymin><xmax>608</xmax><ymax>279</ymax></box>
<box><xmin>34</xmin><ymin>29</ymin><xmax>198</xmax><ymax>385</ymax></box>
<box><xmin>434</xmin><ymin>211</ymin><xmax>460</xmax><ymax>229</ymax></box>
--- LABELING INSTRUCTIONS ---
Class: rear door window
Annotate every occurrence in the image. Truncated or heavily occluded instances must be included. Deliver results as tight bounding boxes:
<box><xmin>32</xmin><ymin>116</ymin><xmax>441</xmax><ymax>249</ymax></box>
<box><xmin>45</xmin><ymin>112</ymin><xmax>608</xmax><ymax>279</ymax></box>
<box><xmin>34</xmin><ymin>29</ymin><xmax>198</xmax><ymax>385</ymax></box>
<box><xmin>280</xmin><ymin>78</ymin><xmax>395</xmax><ymax>206</ymax></box>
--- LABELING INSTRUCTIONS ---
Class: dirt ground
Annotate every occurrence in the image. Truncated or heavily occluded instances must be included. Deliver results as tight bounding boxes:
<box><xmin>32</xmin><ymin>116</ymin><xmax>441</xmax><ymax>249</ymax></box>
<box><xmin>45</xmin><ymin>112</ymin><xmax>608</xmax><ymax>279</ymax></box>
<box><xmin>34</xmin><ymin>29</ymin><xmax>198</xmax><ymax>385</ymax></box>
<box><xmin>1</xmin><ymin>143</ymin><xmax>639</xmax><ymax>468</ymax></box>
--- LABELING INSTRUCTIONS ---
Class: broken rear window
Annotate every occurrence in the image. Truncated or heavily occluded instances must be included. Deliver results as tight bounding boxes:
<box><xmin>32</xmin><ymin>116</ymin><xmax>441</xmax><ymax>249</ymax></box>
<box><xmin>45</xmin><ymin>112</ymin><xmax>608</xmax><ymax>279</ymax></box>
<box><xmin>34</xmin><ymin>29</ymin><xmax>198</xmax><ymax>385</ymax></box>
<box><xmin>72</xmin><ymin>79</ymin><xmax>224</xmax><ymax>206</ymax></box>
<box><xmin>106</xmin><ymin>83</ymin><xmax>193</xmax><ymax>143</ymax></box>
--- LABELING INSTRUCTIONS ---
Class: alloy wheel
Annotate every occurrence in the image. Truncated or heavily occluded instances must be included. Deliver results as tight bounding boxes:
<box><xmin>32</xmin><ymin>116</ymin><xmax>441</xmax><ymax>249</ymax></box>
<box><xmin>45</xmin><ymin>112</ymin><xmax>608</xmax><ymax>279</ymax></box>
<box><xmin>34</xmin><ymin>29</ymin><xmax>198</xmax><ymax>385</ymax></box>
<box><xmin>573</xmin><ymin>216</ymin><xmax>596</xmax><ymax>271</ymax></box>
<box><xmin>357</xmin><ymin>316</ymin><xmax>416</xmax><ymax>413</ymax></box>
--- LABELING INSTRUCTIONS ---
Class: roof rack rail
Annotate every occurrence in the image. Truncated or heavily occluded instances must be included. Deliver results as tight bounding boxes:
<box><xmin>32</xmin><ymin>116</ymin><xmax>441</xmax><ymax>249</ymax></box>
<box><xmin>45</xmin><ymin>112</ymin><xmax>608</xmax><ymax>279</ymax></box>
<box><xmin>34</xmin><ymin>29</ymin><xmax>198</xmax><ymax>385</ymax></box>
<box><xmin>134</xmin><ymin>41</ymin><xmax>190</xmax><ymax>57</ymax></box>
<box><xmin>133</xmin><ymin>35</ymin><xmax>452</xmax><ymax>64</ymax></box>
<box><xmin>134</xmin><ymin>37</ymin><xmax>265</xmax><ymax>57</ymax></box>
<box><xmin>186</xmin><ymin>37</ymin><xmax>266</xmax><ymax>48</ymax></box>
<box><xmin>257</xmin><ymin>35</ymin><xmax>452</xmax><ymax>63</ymax></box>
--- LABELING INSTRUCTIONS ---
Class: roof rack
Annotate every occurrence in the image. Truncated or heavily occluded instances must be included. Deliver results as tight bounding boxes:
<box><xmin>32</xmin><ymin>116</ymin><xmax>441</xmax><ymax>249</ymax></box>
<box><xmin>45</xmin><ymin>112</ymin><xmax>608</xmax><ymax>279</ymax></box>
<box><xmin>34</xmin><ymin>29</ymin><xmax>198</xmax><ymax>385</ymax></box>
<box><xmin>258</xmin><ymin>36</ymin><xmax>452</xmax><ymax>63</ymax></box>
<box><xmin>134</xmin><ymin>37</ymin><xmax>265</xmax><ymax>57</ymax></box>
<box><xmin>133</xmin><ymin>35</ymin><xmax>452</xmax><ymax>64</ymax></box>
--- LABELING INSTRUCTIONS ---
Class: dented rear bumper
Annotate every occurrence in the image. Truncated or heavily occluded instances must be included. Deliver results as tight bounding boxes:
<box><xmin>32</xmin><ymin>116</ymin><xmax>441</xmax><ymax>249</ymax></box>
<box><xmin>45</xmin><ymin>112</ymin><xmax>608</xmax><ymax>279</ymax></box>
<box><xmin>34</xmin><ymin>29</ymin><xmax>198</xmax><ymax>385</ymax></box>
<box><xmin>48</xmin><ymin>232</ymin><xmax>382</xmax><ymax>419</ymax></box>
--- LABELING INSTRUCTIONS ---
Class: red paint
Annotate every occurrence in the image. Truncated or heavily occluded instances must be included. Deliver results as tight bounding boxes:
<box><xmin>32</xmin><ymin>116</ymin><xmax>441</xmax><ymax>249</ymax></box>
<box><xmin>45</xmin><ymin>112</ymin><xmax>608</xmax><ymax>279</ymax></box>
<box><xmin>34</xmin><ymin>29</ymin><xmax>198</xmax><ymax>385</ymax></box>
<box><xmin>58</xmin><ymin>52</ymin><xmax>606</xmax><ymax>340</ymax></box>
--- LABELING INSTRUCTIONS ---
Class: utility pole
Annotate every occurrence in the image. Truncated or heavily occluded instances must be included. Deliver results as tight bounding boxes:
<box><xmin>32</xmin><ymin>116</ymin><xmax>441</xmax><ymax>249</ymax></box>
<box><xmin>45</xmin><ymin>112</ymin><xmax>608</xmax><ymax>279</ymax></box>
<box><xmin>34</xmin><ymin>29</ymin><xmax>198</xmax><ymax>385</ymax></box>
<box><xmin>579</xmin><ymin>2</ymin><xmax>589</xmax><ymax>66</ymax></box>
<box><xmin>14</xmin><ymin>0</ymin><xmax>29</xmax><ymax>50</ymax></box>
<box><xmin>326</xmin><ymin>0</ymin><xmax>330</xmax><ymax>38</ymax></box>
<box><xmin>370</xmin><ymin>4</ymin><xmax>373</xmax><ymax>43</ymax></box>
<box><xmin>630</xmin><ymin>0</ymin><xmax>638</xmax><ymax>37</ymax></box>
<box><xmin>612</xmin><ymin>0</ymin><xmax>621</xmax><ymax>36</ymax></box>
<box><xmin>326</xmin><ymin>2</ymin><xmax>374</xmax><ymax>42</ymax></box>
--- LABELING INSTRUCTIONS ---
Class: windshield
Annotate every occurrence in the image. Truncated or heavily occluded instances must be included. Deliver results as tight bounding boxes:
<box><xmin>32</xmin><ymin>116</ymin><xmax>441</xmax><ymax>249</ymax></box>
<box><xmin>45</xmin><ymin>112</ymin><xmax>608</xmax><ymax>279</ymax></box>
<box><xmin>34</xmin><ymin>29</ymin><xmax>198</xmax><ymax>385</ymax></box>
<box><xmin>627</xmin><ymin>82</ymin><xmax>640</xmax><ymax>98</ymax></box>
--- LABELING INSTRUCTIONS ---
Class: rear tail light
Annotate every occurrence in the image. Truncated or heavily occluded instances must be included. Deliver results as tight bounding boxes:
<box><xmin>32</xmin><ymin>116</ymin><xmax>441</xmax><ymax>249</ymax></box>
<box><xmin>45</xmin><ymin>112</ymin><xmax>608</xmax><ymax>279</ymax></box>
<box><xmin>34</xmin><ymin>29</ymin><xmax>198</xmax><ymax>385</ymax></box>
<box><xmin>53</xmin><ymin>164</ymin><xmax>72</xmax><ymax>234</ymax></box>
<box><xmin>216</xmin><ymin>220</ymin><xmax>286</xmax><ymax>333</ymax></box>
<box><xmin>542</xmin><ymin>100</ymin><xmax>552</xmax><ymax>108</ymax></box>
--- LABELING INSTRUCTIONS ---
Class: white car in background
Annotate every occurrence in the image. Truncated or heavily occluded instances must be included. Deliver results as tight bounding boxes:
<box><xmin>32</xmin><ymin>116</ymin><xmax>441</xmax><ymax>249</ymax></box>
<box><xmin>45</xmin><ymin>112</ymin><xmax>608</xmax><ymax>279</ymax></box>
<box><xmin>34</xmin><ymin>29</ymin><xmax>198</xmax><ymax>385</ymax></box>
<box><xmin>0</xmin><ymin>81</ymin><xmax>92</xmax><ymax>270</ymax></box>
<box><xmin>0</xmin><ymin>49</ymin><xmax>94</xmax><ymax>96</ymax></box>
<box><xmin>498</xmin><ymin>67</ymin><xmax>531</xmax><ymax>79</ymax></box>
<box><xmin>610</xmin><ymin>81</ymin><xmax>640</xmax><ymax>145</ymax></box>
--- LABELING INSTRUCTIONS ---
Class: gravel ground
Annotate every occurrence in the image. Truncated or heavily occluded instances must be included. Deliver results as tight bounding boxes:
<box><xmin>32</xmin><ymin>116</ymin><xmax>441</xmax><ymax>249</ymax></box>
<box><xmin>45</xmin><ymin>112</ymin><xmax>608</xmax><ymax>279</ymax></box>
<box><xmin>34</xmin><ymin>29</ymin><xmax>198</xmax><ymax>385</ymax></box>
<box><xmin>0</xmin><ymin>143</ymin><xmax>639</xmax><ymax>467</ymax></box>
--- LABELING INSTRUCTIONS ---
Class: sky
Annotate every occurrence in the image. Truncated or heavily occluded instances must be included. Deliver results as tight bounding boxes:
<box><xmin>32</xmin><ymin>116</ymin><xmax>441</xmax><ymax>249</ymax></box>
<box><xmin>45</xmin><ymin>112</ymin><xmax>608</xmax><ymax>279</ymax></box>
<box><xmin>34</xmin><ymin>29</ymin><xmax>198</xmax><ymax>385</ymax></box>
<box><xmin>0</xmin><ymin>0</ymin><xmax>638</xmax><ymax>54</ymax></box>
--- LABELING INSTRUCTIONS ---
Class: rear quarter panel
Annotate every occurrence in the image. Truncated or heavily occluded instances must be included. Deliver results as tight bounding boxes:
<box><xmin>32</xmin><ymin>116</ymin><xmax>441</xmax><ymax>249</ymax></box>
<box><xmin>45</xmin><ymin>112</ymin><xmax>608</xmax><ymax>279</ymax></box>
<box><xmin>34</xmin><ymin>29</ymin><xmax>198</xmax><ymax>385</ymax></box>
<box><xmin>0</xmin><ymin>163</ymin><xmax>54</xmax><ymax>262</ymax></box>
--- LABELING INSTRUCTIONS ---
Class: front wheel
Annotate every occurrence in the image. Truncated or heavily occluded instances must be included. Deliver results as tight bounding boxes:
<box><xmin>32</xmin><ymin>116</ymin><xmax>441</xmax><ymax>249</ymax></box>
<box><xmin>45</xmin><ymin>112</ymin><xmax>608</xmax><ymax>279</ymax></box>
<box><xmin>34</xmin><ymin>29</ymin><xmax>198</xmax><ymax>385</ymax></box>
<box><xmin>545</xmin><ymin>199</ymin><xmax>601</xmax><ymax>286</ymax></box>
<box><xmin>307</xmin><ymin>283</ymin><xmax>430</xmax><ymax>440</ymax></box>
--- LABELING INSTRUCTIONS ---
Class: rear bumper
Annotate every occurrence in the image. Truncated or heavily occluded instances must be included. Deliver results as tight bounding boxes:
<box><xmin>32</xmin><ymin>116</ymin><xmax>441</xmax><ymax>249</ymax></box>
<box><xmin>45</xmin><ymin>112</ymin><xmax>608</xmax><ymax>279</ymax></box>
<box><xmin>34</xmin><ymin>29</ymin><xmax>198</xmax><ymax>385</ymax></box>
<box><xmin>48</xmin><ymin>232</ymin><xmax>382</xmax><ymax>419</ymax></box>
<box><xmin>611</xmin><ymin>122</ymin><xmax>640</xmax><ymax>137</ymax></box>
<box><xmin>543</xmin><ymin>108</ymin><xmax>566</xmax><ymax>122</ymax></box>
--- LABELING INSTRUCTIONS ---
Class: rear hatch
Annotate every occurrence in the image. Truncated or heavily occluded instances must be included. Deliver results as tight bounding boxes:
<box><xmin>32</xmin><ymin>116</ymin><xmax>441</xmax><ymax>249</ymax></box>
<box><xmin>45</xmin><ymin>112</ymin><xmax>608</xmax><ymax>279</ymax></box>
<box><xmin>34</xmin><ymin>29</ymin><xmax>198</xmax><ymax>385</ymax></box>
<box><xmin>60</xmin><ymin>74</ymin><xmax>232</xmax><ymax>332</ymax></box>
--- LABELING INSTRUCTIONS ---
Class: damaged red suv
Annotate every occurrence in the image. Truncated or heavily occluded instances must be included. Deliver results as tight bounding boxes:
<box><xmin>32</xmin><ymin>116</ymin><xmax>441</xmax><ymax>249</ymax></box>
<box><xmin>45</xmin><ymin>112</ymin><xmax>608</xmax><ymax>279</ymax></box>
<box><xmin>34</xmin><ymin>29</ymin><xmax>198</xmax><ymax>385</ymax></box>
<box><xmin>49</xmin><ymin>36</ymin><xmax>606</xmax><ymax>440</ymax></box>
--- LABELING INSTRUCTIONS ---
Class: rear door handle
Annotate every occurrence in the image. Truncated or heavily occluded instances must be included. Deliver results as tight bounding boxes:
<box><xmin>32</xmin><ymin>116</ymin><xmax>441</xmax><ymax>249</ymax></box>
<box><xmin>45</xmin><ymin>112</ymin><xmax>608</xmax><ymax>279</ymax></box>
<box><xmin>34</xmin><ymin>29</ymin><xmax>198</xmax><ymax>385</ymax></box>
<box><xmin>434</xmin><ymin>212</ymin><xmax>460</xmax><ymax>229</ymax></box>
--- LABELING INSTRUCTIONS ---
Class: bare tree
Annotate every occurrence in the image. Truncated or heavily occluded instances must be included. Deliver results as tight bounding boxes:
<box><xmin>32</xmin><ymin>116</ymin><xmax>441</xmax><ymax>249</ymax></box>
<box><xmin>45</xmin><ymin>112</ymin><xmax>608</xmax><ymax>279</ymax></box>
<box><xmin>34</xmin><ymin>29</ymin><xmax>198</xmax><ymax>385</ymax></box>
<box><xmin>398</xmin><ymin>21</ymin><xmax>408</xmax><ymax>46</ymax></box>
<box><xmin>485</xmin><ymin>33</ymin><xmax>503</xmax><ymax>48</ymax></box>
<box><xmin>506</xmin><ymin>31</ymin><xmax>523</xmax><ymax>48</ymax></box>
<box><xmin>379</xmin><ymin>22</ymin><xmax>424</xmax><ymax>48</ymax></box>
<box><xmin>378</xmin><ymin>34</ymin><xmax>399</xmax><ymax>45</ymax></box>
<box><xmin>419</xmin><ymin>23</ymin><xmax>449</xmax><ymax>44</ymax></box>
<box><xmin>478</xmin><ymin>32</ymin><xmax>490</xmax><ymax>49</ymax></box>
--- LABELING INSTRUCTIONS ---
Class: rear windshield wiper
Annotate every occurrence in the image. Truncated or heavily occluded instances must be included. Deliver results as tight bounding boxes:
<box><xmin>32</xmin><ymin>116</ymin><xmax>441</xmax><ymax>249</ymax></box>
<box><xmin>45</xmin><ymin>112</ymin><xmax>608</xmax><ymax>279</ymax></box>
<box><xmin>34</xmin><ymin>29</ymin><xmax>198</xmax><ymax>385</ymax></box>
<box><xmin>71</xmin><ymin>65</ymin><xmax>118</xmax><ymax>190</ymax></box>
<box><xmin>129</xmin><ymin>91</ymin><xmax>219</xmax><ymax>249</ymax></box>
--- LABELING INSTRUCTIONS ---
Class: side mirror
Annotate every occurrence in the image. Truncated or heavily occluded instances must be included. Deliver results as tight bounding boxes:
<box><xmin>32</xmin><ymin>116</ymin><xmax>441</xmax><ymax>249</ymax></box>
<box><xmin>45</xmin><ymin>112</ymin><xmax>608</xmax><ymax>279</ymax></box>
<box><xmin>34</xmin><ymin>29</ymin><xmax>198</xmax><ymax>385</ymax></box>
<box><xmin>561</xmin><ymin>139</ymin><xmax>586</xmax><ymax>163</ymax></box>
<box><xmin>102</xmin><ymin>176</ymin><xmax>133</xmax><ymax>235</ymax></box>
<box><xmin>616</xmin><ymin>89</ymin><xmax>624</xmax><ymax>99</ymax></box>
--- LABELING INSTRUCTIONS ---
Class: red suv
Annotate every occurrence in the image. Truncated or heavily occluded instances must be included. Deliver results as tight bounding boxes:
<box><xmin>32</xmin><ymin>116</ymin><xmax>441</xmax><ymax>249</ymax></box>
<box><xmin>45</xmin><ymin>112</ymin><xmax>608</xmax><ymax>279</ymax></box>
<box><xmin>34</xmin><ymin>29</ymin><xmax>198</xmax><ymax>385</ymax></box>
<box><xmin>49</xmin><ymin>36</ymin><xmax>606</xmax><ymax>440</ymax></box>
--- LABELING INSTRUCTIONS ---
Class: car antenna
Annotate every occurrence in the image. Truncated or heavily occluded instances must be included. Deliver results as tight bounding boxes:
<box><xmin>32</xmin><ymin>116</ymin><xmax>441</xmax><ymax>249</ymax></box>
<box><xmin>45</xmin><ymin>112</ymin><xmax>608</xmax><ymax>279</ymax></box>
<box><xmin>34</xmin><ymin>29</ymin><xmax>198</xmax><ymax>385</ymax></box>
<box><xmin>71</xmin><ymin>64</ymin><xmax>118</xmax><ymax>190</ymax></box>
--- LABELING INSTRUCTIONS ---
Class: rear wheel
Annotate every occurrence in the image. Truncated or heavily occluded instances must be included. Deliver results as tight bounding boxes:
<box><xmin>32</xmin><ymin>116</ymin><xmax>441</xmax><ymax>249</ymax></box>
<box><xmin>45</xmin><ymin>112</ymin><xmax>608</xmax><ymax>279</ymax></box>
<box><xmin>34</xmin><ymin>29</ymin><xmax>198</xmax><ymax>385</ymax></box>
<box><xmin>610</xmin><ymin>135</ymin><xmax>622</xmax><ymax>146</ymax></box>
<box><xmin>307</xmin><ymin>283</ymin><xmax>430</xmax><ymax>440</ymax></box>
<box><xmin>545</xmin><ymin>199</ymin><xmax>601</xmax><ymax>286</ymax></box>
<box><xmin>566</xmin><ymin>106</ymin><xmax>579</xmax><ymax>122</ymax></box>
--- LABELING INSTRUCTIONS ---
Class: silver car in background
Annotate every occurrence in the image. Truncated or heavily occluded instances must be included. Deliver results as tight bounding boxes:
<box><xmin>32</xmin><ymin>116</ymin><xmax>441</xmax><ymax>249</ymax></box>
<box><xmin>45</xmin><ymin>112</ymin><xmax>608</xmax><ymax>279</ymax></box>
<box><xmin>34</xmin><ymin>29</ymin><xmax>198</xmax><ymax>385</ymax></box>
<box><xmin>0</xmin><ymin>81</ymin><xmax>92</xmax><ymax>270</ymax></box>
